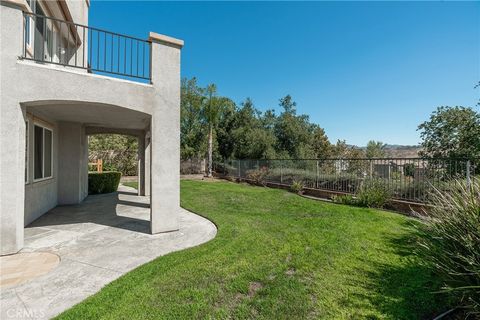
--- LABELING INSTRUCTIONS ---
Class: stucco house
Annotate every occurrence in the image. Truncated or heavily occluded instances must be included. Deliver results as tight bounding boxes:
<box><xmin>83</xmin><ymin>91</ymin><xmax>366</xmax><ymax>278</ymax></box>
<box><xmin>0</xmin><ymin>0</ymin><xmax>184</xmax><ymax>256</ymax></box>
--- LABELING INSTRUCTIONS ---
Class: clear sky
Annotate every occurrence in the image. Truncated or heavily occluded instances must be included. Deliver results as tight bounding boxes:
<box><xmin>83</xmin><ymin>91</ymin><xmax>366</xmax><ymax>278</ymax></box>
<box><xmin>89</xmin><ymin>1</ymin><xmax>480</xmax><ymax>146</ymax></box>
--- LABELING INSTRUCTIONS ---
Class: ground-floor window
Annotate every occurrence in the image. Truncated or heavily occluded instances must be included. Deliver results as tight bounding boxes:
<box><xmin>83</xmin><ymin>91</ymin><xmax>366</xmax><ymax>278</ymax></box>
<box><xmin>34</xmin><ymin>124</ymin><xmax>53</xmax><ymax>181</ymax></box>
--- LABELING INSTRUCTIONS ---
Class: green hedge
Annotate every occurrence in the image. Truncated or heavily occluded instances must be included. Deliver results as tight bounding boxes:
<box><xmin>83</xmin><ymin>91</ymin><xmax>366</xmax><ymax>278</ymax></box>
<box><xmin>88</xmin><ymin>171</ymin><xmax>121</xmax><ymax>194</ymax></box>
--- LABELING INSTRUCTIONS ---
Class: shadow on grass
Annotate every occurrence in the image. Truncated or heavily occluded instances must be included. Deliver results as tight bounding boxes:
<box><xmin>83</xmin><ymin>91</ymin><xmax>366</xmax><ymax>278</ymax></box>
<box><xmin>348</xmin><ymin>220</ymin><xmax>451</xmax><ymax>319</ymax></box>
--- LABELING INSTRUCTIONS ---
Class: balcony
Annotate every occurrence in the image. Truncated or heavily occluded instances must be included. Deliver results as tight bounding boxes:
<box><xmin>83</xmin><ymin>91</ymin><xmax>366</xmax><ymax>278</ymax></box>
<box><xmin>22</xmin><ymin>12</ymin><xmax>151</xmax><ymax>82</ymax></box>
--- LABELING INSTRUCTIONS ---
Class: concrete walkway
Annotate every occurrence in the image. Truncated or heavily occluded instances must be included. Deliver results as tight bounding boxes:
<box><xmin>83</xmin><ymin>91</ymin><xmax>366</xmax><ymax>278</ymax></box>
<box><xmin>0</xmin><ymin>186</ymin><xmax>217</xmax><ymax>320</ymax></box>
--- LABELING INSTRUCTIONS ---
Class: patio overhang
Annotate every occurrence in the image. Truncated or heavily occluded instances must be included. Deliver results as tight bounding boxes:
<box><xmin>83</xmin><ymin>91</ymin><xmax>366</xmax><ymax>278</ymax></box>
<box><xmin>23</xmin><ymin>100</ymin><xmax>152</xmax><ymax>131</ymax></box>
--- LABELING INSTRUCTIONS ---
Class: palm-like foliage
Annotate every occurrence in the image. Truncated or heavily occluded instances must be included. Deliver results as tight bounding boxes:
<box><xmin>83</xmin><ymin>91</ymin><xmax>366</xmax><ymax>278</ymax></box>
<box><xmin>201</xmin><ymin>84</ymin><xmax>233</xmax><ymax>176</ymax></box>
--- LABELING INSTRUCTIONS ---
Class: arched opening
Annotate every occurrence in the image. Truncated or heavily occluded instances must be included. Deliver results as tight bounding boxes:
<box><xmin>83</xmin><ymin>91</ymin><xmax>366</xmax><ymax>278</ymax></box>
<box><xmin>22</xmin><ymin>100</ymin><xmax>153</xmax><ymax>250</ymax></box>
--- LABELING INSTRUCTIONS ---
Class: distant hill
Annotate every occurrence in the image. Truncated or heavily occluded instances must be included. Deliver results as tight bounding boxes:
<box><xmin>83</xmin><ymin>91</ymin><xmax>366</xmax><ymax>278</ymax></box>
<box><xmin>383</xmin><ymin>145</ymin><xmax>422</xmax><ymax>158</ymax></box>
<box><xmin>354</xmin><ymin>144</ymin><xmax>422</xmax><ymax>158</ymax></box>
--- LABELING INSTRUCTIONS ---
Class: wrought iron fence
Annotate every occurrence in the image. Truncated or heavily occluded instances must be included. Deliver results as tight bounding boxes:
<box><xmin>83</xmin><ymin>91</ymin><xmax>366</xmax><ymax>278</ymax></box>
<box><xmin>214</xmin><ymin>158</ymin><xmax>478</xmax><ymax>203</ymax></box>
<box><xmin>22</xmin><ymin>12</ymin><xmax>151</xmax><ymax>81</ymax></box>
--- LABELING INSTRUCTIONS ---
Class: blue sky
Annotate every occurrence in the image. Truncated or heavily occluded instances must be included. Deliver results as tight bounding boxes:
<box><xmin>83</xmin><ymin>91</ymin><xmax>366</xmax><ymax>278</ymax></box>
<box><xmin>89</xmin><ymin>1</ymin><xmax>480</xmax><ymax>146</ymax></box>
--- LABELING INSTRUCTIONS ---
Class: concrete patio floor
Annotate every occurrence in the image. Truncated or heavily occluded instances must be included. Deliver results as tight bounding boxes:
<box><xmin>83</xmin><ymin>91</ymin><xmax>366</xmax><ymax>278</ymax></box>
<box><xmin>0</xmin><ymin>185</ymin><xmax>217</xmax><ymax>320</ymax></box>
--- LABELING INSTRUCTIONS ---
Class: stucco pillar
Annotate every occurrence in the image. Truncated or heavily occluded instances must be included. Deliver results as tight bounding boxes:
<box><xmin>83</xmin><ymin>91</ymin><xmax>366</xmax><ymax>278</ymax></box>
<box><xmin>137</xmin><ymin>134</ymin><xmax>145</xmax><ymax>196</ymax></box>
<box><xmin>0</xmin><ymin>4</ymin><xmax>25</xmax><ymax>255</ymax></box>
<box><xmin>148</xmin><ymin>32</ymin><xmax>183</xmax><ymax>234</ymax></box>
<box><xmin>144</xmin><ymin>131</ymin><xmax>151</xmax><ymax>197</ymax></box>
<box><xmin>58</xmin><ymin>122</ymin><xmax>88</xmax><ymax>205</ymax></box>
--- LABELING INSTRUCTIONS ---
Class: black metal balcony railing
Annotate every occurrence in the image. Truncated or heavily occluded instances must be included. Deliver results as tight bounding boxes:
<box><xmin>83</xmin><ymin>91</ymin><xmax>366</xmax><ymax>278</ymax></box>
<box><xmin>22</xmin><ymin>12</ymin><xmax>151</xmax><ymax>82</ymax></box>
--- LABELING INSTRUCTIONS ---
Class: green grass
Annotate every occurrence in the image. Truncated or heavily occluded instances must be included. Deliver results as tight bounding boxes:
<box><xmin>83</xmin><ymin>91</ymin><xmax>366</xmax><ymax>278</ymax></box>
<box><xmin>121</xmin><ymin>181</ymin><xmax>138</xmax><ymax>189</ymax></box>
<box><xmin>57</xmin><ymin>180</ymin><xmax>448</xmax><ymax>319</ymax></box>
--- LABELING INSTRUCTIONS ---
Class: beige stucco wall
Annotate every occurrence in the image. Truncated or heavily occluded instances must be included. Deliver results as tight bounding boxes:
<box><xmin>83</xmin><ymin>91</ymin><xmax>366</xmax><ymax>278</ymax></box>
<box><xmin>1</xmin><ymin>3</ymin><xmax>183</xmax><ymax>255</ymax></box>
<box><xmin>65</xmin><ymin>0</ymin><xmax>89</xmax><ymax>26</ymax></box>
<box><xmin>24</xmin><ymin>114</ymin><xmax>59</xmax><ymax>225</ymax></box>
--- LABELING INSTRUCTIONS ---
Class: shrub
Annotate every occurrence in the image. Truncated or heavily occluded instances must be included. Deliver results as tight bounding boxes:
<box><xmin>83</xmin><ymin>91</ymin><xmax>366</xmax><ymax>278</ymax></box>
<box><xmin>404</xmin><ymin>163</ymin><xmax>416</xmax><ymax>177</ymax></box>
<box><xmin>290</xmin><ymin>180</ymin><xmax>304</xmax><ymax>194</ymax></box>
<box><xmin>356</xmin><ymin>178</ymin><xmax>392</xmax><ymax>208</ymax></box>
<box><xmin>245</xmin><ymin>167</ymin><xmax>269</xmax><ymax>186</ymax></box>
<box><xmin>416</xmin><ymin>178</ymin><xmax>480</xmax><ymax>315</ymax></box>
<box><xmin>332</xmin><ymin>194</ymin><xmax>358</xmax><ymax>206</ymax></box>
<box><xmin>88</xmin><ymin>171</ymin><xmax>121</xmax><ymax>194</ymax></box>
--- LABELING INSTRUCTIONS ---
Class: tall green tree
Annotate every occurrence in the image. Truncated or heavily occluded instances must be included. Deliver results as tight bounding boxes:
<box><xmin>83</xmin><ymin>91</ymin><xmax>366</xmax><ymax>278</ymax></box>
<box><xmin>311</xmin><ymin>126</ymin><xmax>331</xmax><ymax>159</ymax></box>
<box><xmin>418</xmin><ymin>106</ymin><xmax>480</xmax><ymax>158</ymax></box>
<box><xmin>366</xmin><ymin>140</ymin><xmax>386</xmax><ymax>158</ymax></box>
<box><xmin>180</xmin><ymin>77</ymin><xmax>205</xmax><ymax>159</ymax></box>
<box><xmin>231</xmin><ymin>99</ymin><xmax>276</xmax><ymax>159</ymax></box>
<box><xmin>202</xmin><ymin>84</ymin><xmax>221</xmax><ymax>177</ymax></box>
<box><xmin>274</xmin><ymin>95</ymin><xmax>316</xmax><ymax>158</ymax></box>
<box><xmin>475</xmin><ymin>81</ymin><xmax>480</xmax><ymax>106</ymax></box>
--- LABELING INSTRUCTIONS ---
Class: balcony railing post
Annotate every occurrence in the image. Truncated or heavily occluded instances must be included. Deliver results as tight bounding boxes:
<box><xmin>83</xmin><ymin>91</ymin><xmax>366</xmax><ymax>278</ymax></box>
<box><xmin>149</xmin><ymin>41</ymin><xmax>153</xmax><ymax>83</ymax></box>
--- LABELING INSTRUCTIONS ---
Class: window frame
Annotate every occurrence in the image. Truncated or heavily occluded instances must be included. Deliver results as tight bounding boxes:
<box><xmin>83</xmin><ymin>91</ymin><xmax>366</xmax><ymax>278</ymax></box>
<box><xmin>25</xmin><ymin>0</ymin><xmax>35</xmax><ymax>52</ymax></box>
<box><xmin>33</xmin><ymin>122</ymin><xmax>53</xmax><ymax>182</ymax></box>
<box><xmin>25</xmin><ymin>120</ymin><xmax>29</xmax><ymax>184</ymax></box>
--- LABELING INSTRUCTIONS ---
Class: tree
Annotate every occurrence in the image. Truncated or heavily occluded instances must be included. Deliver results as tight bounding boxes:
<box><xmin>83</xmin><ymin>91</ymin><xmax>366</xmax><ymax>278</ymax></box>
<box><xmin>475</xmin><ymin>81</ymin><xmax>480</xmax><ymax>106</ymax></box>
<box><xmin>180</xmin><ymin>77</ymin><xmax>205</xmax><ymax>159</ymax></box>
<box><xmin>88</xmin><ymin>134</ymin><xmax>138</xmax><ymax>175</ymax></box>
<box><xmin>231</xmin><ymin>98</ymin><xmax>276</xmax><ymax>159</ymax></box>
<box><xmin>179</xmin><ymin>79</ymin><xmax>332</xmax><ymax>166</ymax></box>
<box><xmin>311</xmin><ymin>126</ymin><xmax>331</xmax><ymax>159</ymax></box>
<box><xmin>279</xmin><ymin>95</ymin><xmax>296</xmax><ymax>114</ymax></box>
<box><xmin>418</xmin><ymin>106</ymin><xmax>480</xmax><ymax>158</ymax></box>
<box><xmin>274</xmin><ymin>95</ymin><xmax>317</xmax><ymax>158</ymax></box>
<box><xmin>202</xmin><ymin>84</ymin><xmax>221</xmax><ymax>177</ymax></box>
<box><xmin>366</xmin><ymin>140</ymin><xmax>386</xmax><ymax>158</ymax></box>
<box><xmin>214</xmin><ymin>98</ymin><xmax>237</xmax><ymax>160</ymax></box>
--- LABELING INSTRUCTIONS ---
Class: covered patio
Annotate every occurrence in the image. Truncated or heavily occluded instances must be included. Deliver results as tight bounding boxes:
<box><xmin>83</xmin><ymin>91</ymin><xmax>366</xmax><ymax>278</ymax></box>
<box><xmin>0</xmin><ymin>185</ymin><xmax>217</xmax><ymax>320</ymax></box>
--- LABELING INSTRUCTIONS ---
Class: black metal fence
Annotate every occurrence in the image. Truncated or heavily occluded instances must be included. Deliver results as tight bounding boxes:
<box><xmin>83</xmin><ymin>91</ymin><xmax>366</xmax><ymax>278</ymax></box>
<box><xmin>214</xmin><ymin>158</ymin><xmax>478</xmax><ymax>203</ymax></box>
<box><xmin>22</xmin><ymin>12</ymin><xmax>151</xmax><ymax>81</ymax></box>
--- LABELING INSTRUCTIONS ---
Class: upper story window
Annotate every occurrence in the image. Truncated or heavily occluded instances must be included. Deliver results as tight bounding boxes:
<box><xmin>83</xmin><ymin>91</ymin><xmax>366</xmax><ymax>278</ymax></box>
<box><xmin>24</xmin><ymin>0</ymin><xmax>34</xmax><ymax>46</ymax></box>
<box><xmin>34</xmin><ymin>123</ymin><xmax>53</xmax><ymax>181</ymax></box>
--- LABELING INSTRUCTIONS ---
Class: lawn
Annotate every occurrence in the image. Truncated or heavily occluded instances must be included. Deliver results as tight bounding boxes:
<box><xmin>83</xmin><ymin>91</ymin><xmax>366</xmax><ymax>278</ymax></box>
<box><xmin>58</xmin><ymin>180</ymin><xmax>447</xmax><ymax>319</ymax></box>
<box><xmin>121</xmin><ymin>181</ymin><xmax>139</xmax><ymax>189</ymax></box>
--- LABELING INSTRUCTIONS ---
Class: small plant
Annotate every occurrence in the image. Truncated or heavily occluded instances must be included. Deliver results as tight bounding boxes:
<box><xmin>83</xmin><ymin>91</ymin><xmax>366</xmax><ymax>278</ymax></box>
<box><xmin>404</xmin><ymin>163</ymin><xmax>416</xmax><ymax>177</ymax></box>
<box><xmin>88</xmin><ymin>171</ymin><xmax>121</xmax><ymax>194</ymax></box>
<box><xmin>416</xmin><ymin>178</ymin><xmax>480</xmax><ymax>316</ymax></box>
<box><xmin>356</xmin><ymin>178</ymin><xmax>392</xmax><ymax>208</ymax></box>
<box><xmin>332</xmin><ymin>194</ymin><xmax>358</xmax><ymax>206</ymax></box>
<box><xmin>245</xmin><ymin>167</ymin><xmax>269</xmax><ymax>186</ymax></box>
<box><xmin>290</xmin><ymin>180</ymin><xmax>304</xmax><ymax>194</ymax></box>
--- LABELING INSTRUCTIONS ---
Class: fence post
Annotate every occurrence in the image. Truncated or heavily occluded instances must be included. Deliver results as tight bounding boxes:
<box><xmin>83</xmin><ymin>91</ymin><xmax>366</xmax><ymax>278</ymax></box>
<box><xmin>467</xmin><ymin>160</ymin><xmax>471</xmax><ymax>187</ymax></box>
<box><xmin>238</xmin><ymin>160</ymin><xmax>241</xmax><ymax>179</ymax></box>
<box><xmin>369</xmin><ymin>159</ymin><xmax>373</xmax><ymax>178</ymax></box>
<box><xmin>316</xmin><ymin>160</ymin><xmax>319</xmax><ymax>189</ymax></box>
<box><xmin>280</xmin><ymin>160</ymin><xmax>283</xmax><ymax>184</ymax></box>
<box><xmin>224</xmin><ymin>159</ymin><xmax>226</xmax><ymax>175</ymax></box>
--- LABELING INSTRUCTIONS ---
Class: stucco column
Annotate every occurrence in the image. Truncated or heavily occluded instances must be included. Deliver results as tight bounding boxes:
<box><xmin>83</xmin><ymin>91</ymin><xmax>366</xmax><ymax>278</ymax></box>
<box><xmin>0</xmin><ymin>4</ymin><xmax>25</xmax><ymax>255</ymax></box>
<box><xmin>58</xmin><ymin>122</ymin><xmax>88</xmax><ymax>205</ymax></box>
<box><xmin>148</xmin><ymin>32</ymin><xmax>183</xmax><ymax>234</ymax></box>
<box><xmin>137</xmin><ymin>134</ymin><xmax>145</xmax><ymax>196</ymax></box>
<box><xmin>144</xmin><ymin>131</ymin><xmax>151</xmax><ymax>197</ymax></box>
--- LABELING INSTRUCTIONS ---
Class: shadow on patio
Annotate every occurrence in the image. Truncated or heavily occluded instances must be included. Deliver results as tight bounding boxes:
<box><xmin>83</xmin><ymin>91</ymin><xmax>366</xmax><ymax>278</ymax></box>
<box><xmin>24</xmin><ymin>185</ymin><xmax>152</xmax><ymax>250</ymax></box>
